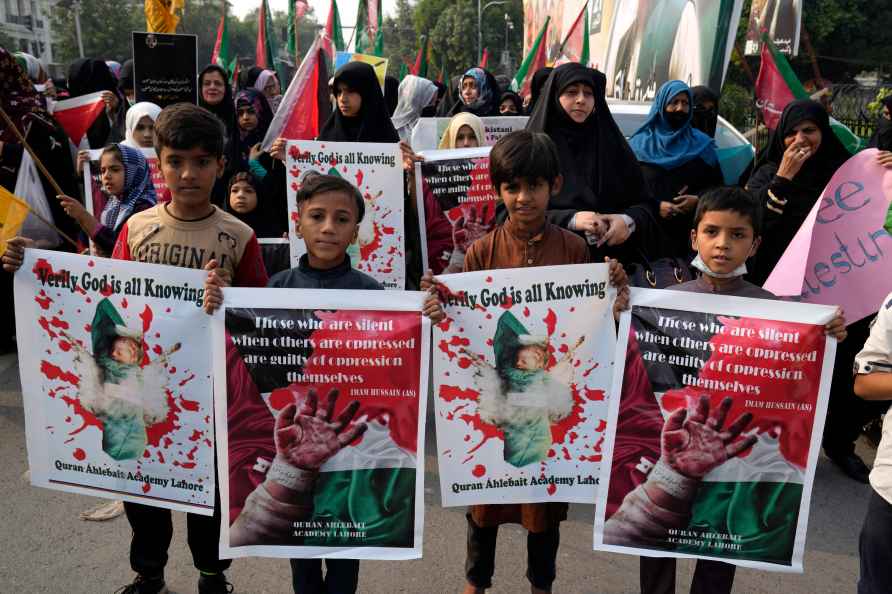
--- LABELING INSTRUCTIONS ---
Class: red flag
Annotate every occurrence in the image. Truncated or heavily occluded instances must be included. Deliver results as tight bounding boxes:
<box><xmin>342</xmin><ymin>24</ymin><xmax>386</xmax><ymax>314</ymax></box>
<box><xmin>479</xmin><ymin>48</ymin><xmax>489</xmax><ymax>69</ymax></box>
<box><xmin>262</xmin><ymin>37</ymin><xmax>331</xmax><ymax>148</ymax></box>
<box><xmin>50</xmin><ymin>91</ymin><xmax>106</xmax><ymax>146</ymax></box>
<box><xmin>755</xmin><ymin>41</ymin><xmax>796</xmax><ymax>129</ymax></box>
<box><xmin>256</xmin><ymin>0</ymin><xmax>270</xmax><ymax>68</ymax></box>
<box><xmin>556</xmin><ymin>1</ymin><xmax>589</xmax><ymax>65</ymax></box>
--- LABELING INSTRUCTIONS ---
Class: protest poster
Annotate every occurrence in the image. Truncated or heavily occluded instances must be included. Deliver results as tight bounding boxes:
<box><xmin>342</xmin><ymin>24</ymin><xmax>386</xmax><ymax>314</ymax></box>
<box><xmin>764</xmin><ymin>149</ymin><xmax>892</xmax><ymax>324</ymax></box>
<box><xmin>334</xmin><ymin>52</ymin><xmax>388</xmax><ymax>91</ymax></box>
<box><xmin>213</xmin><ymin>288</ymin><xmax>429</xmax><ymax>559</ymax></box>
<box><xmin>14</xmin><ymin>249</ymin><xmax>214</xmax><ymax>514</ymax></box>
<box><xmin>83</xmin><ymin>148</ymin><xmax>169</xmax><ymax>223</ymax></box>
<box><xmin>410</xmin><ymin>117</ymin><xmax>528</xmax><ymax>152</ymax></box>
<box><xmin>593</xmin><ymin>288</ymin><xmax>837</xmax><ymax>571</ymax></box>
<box><xmin>285</xmin><ymin>140</ymin><xmax>405</xmax><ymax>289</ymax></box>
<box><xmin>432</xmin><ymin>264</ymin><xmax>617</xmax><ymax>506</ymax></box>
<box><xmin>414</xmin><ymin>147</ymin><xmax>498</xmax><ymax>275</ymax></box>
<box><xmin>133</xmin><ymin>32</ymin><xmax>198</xmax><ymax>107</ymax></box>
<box><xmin>744</xmin><ymin>0</ymin><xmax>802</xmax><ymax>55</ymax></box>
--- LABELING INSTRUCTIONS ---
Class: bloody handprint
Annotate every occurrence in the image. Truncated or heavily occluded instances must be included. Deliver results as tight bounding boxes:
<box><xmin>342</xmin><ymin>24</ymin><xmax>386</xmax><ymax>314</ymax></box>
<box><xmin>274</xmin><ymin>388</ymin><xmax>368</xmax><ymax>471</ymax></box>
<box><xmin>661</xmin><ymin>395</ymin><xmax>757</xmax><ymax>479</ymax></box>
<box><xmin>451</xmin><ymin>203</ymin><xmax>493</xmax><ymax>254</ymax></box>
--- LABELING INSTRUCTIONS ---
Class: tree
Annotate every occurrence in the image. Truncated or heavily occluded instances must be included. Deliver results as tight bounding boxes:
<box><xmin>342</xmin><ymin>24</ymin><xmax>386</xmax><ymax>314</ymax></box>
<box><xmin>51</xmin><ymin>0</ymin><xmax>144</xmax><ymax>64</ymax></box>
<box><xmin>381</xmin><ymin>0</ymin><xmax>418</xmax><ymax>77</ymax></box>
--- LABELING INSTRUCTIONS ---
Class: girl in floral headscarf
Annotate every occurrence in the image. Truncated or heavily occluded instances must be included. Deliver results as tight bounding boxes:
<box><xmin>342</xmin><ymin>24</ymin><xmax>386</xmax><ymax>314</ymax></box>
<box><xmin>58</xmin><ymin>143</ymin><xmax>157</xmax><ymax>255</ymax></box>
<box><xmin>449</xmin><ymin>67</ymin><xmax>500</xmax><ymax>117</ymax></box>
<box><xmin>234</xmin><ymin>88</ymin><xmax>274</xmax><ymax>174</ymax></box>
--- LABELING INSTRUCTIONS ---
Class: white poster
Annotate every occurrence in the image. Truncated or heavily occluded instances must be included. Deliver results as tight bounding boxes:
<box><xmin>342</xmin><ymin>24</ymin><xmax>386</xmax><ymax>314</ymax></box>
<box><xmin>285</xmin><ymin>140</ymin><xmax>405</xmax><ymax>290</ymax></box>
<box><xmin>213</xmin><ymin>288</ymin><xmax>430</xmax><ymax>559</ymax></box>
<box><xmin>14</xmin><ymin>249</ymin><xmax>214</xmax><ymax>514</ymax></box>
<box><xmin>433</xmin><ymin>264</ymin><xmax>616</xmax><ymax>506</ymax></box>
<box><xmin>410</xmin><ymin>117</ymin><xmax>529</xmax><ymax>152</ymax></box>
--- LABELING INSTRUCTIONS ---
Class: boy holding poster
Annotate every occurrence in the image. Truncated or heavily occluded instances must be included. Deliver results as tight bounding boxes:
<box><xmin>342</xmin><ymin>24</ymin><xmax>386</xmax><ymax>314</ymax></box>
<box><xmin>204</xmin><ymin>172</ymin><xmax>443</xmax><ymax>594</ymax></box>
<box><xmin>604</xmin><ymin>187</ymin><xmax>846</xmax><ymax>594</ymax></box>
<box><xmin>423</xmin><ymin>130</ymin><xmax>628</xmax><ymax>594</ymax></box>
<box><xmin>5</xmin><ymin>103</ymin><xmax>269</xmax><ymax>594</ymax></box>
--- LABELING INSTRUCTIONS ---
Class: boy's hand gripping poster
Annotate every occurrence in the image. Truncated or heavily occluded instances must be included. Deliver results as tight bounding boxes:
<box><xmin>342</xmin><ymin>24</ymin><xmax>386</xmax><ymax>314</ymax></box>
<box><xmin>285</xmin><ymin>140</ymin><xmax>405</xmax><ymax>290</ymax></box>
<box><xmin>415</xmin><ymin>147</ymin><xmax>499</xmax><ymax>276</ymax></box>
<box><xmin>14</xmin><ymin>249</ymin><xmax>214</xmax><ymax>514</ymax></box>
<box><xmin>593</xmin><ymin>288</ymin><xmax>837</xmax><ymax>572</ymax></box>
<box><xmin>213</xmin><ymin>288</ymin><xmax>430</xmax><ymax>560</ymax></box>
<box><xmin>433</xmin><ymin>265</ymin><xmax>617</xmax><ymax>505</ymax></box>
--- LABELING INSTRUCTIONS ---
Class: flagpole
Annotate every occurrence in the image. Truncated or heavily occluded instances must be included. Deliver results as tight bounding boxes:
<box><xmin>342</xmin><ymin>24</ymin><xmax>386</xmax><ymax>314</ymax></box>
<box><xmin>0</xmin><ymin>106</ymin><xmax>82</xmax><ymax>248</ymax></box>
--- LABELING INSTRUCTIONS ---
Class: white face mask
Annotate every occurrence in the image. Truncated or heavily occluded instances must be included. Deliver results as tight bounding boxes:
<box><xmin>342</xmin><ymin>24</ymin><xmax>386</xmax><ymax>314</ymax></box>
<box><xmin>691</xmin><ymin>254</ymin><xmax>747</xmax><ymax>279</ymax></box>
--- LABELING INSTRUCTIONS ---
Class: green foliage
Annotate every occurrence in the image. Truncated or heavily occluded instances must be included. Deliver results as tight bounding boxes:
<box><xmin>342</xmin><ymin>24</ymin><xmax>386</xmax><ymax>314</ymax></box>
<box><xmin>867</xmin><ymin>88</ymin><xmax>892</xmax><ymax>118</ymax></box>
<box><xmin>51</xmin><ymin>0</ymin><xmax>144</xmax><ymax>64</ymax></box>
<box><xmin>719</xmin><ymin>82</ymin><xmax>752</xmax><ymax>131</ymax></box>
<box><xmin>382</xmin><ymin>0</ymin><xmax>418</xmax><ymax>78</ymax></box>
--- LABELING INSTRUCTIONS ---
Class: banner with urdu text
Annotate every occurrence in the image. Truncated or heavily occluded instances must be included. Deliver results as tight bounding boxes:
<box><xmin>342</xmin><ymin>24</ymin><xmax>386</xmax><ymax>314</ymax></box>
<box><xmin>213</xmin><ymin>288</ymin><xmax>429</xmax><ymax>559</ymax></box>
<box><xmin>14</xmin><ymin>249</ymin><xmax>214</xmax><ymax>514</ymax></box>
<box><xmin>433</xmin><ymin>264</ymin><xmax>616</xmax><ymax>506</ymax></box>
<box><xmin>285</xmin><ymin>140</ymin><xmax>405</xmax><ymax>289</ymax></box>
<box><xmin>593</xmin><ymin>288</ymin><xmax>837</xmax><ymax>572</ymax></box>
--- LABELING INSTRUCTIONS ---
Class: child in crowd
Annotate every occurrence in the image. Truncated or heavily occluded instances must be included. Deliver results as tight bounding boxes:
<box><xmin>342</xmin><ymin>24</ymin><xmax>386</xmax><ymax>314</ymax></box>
<box><xmin>423</xmin><ymin>130</ymin><xmax>629</xmax><ymax>594</ymax></box>
<box><xmin>204</xmin><ymin>172</ymin><xmax>444</xmax><ymax>594</ymax></box>
<box><xmin>63</xmin><ymin>143</ymin><xmax>158</xmax><ymax>256</ymax></box>
<box><xmin>619</xmin><ymin>187</ymin><xmax>847</xmax><ymax>594</ymax></box>
<box><xmin>122</xmin><ymin>102</ymin><xmax>162</xmax><ymax>149</ymax></box>
<box><xmin>853</xmin><ymin>294</ymin><xmax>892</xmax><ymax>594</ymax></box>
<box><xmin>3</xmin><ymin>102</ymin><xmax>269</xmax><ymax>594</ymax></box>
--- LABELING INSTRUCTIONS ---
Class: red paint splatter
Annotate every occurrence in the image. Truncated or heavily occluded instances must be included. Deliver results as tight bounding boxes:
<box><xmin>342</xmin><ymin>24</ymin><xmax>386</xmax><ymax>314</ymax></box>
<box><xmin>139</xmin><ymin>305</ymin><xmax>153</xmax><ymax>332</ymax></box>
<box><xmin>178</xmin><ymin>373</ymin><xmax>196</xmax><ymax>387</ymax></box>
<box><xmin>73</xmin><ymin>448</ymin><xmax>86</xmax><ymax>461</ymax></box>
<box><xmin>179</xmin><ymin>462</ymin><xmax>196</xmax><ymax>469</ymax></box>
<box><xmin>523</xmin><ymin>306</ymin><xmax>530</xmax><ymax>317</ymax></box>
<box><xmin>40</xmin><ymin>361</ymin><xmax>79</xmax><ymax>386</ymax></box>
<box><xmin>355</xmin><ymin>170</ymin><xmax>364</xmax><ymax>187</ymax></box>
<box><xmin>99</xmin><ymin>284</ymin><xmax>114</xmax><ymax>297</ymax></box>
<box><xmin>152</xmin><ymin>344</ymin><xmax>162</xmax><ymax>355</ymax></box>
<box><xmin>179</xmin><ymin>397</ymin><xmax>200</xmax><ymax>412</ymax></box>
<box><xmin>142</xmin><ymin>482</ymin><xmax>151</xmax><ymax>493</ymax></box>
<box><xmin>59</xmin><ymin>341</ymin><xmax>71</xmax><ymax>352</ymax></box>
<box><xmin>547</xmin><ymin>483</ymin><xmax>557</xmax><ymax>495</ymax></box>
<box><xmin>584</xmin><ymin>388</ymin><xmax>605</xmax><ymax>401</ymax></box>
<box><xmin>35</xmin><ymin>291</ymin><xmax>53</xmax><ymax>310</ymax></box>
<box><xmin>472</xmin><ymin>464</ymin><xmax>486</xmax><ymax>478</ymax></box>
<box><xmin>120</xmin><ymin>298</ymin><xmax>128</xmax><ymax>309</ymax></box>
<box><xmin>439</xmin><ymin>385</ymin><xmax>480</xmax><ymax>402</ymax></box>
<box><xmin>188</xmin><ymin>429</ymin><xmax>203</xmax><ymax>442</ymax></box>
<box><xmin>543</xmin><ymin>309</ymin><xmax>557</xmax><ymax>336</ymax></box>
<box><xmin>60</xmin><ymin>396</ymin><xmax>102</xmax><ymax>435</ymax></box>
<box><xmin>145</xmin><ymin>391</ymin><xmax>181</xmax><ymax>447</ymax></box>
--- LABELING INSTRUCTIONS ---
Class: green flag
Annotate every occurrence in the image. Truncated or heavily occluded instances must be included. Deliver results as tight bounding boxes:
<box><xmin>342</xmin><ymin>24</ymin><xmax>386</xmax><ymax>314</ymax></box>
<box><xmin>355</xmin><ymin>0</ymin><xmax>383</xmax><ymax>57</ymax></box>
<box><xmin>580</xmin><ymin>8</ymin><xmax>590</xmax><ymax>66</ymax></box>
<box><xmin>326</xmin><ymin>0</ymin><xmax>346</xmax><ymax>52</ymax></box>
<box><xmin>398</xmin><ymin>61</ymin><xmax>408</xmax><ymax>81</ymax></box>
<box><xmin>512</xmin><ymin>16</ymin><xmax>550</xmax><ymax>95</ymax></box>
<box><xmin>211</xmin><ymin>3</ymin><xmax>230</xmax><ymax>69</ymax></box>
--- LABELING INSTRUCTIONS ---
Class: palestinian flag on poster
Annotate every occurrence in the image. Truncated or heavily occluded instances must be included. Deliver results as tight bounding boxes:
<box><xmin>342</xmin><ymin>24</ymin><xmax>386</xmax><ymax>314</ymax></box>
<box><xmin>556</xmin><ymin>1</ymin><xmax>590</xmax><ymax>66</ymax></box>
<box><xmin>355</xmin><ymin>0</ymin><xmax>383</xmax><ymax>57</ymax></box>
<box><xmin>50</xmin><ymin>91</ymin><xmax>106</xmax><ymax>146</ymax></box>
<box><xmin>756</xmin><ymin>35</ymin><xmax>862</xmax><ymax>153</ymax></box>
<box><xmin>322</xmin><ymin>0</ymin><xmax>346</xmax><ymax>60</ymax></box>
<box><xmin>211</xmin><ymin>5</ymin><xmax>230</xmax><ymax>69</ymax></box>
<box><xmin>511</xmin><ymin>16</ymin><xmax>550</xmax><ymax>96</ymax></box>
<box><xmin>261</xmin><ymin>36</ymin><xmax>331</xmax><ymax>150</ymax></box>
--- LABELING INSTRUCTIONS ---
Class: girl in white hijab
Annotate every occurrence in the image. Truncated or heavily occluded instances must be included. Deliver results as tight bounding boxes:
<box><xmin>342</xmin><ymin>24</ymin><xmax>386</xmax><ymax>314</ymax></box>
<box><xmin>122</xmin><ymin>102</ymin><xmax>162</xmax><ymax>148</ymax></box>
<box><xmin>254</xmin><ymin>69</ymin><xmax>282</xmax><ymax>112</ymax></box>
<box><xmin>391</xmin><ymin>75</ymin><xmax>438</xmax><ymax>143</ymax></box>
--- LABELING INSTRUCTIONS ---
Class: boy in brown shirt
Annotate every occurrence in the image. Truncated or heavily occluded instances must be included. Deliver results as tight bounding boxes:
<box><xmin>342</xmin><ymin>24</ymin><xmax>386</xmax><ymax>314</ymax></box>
<box><xmin>425</xmin><ymin>130</ymin><xmax>628</xmax><ymax>594</ymax></box>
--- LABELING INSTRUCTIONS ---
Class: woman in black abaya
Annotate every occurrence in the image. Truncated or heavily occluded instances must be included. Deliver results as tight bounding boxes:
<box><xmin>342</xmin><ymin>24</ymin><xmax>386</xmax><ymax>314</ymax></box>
<box><xmin>526</xmin><ymin>63</ymin><xmax>654</xmax><ymax>263</ymax></box>
<box><xmin>319</xmin><ymin>62</ymin><xmax>400</xmax><ymax>143</ymax></box>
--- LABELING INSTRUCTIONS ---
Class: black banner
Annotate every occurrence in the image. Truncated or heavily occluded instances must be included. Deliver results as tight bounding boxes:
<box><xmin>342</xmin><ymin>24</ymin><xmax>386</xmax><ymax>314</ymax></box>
<box><xmin>133</xmin><ymin>32</ymin><xmax>197</xmax><ymax>107</ymax></box>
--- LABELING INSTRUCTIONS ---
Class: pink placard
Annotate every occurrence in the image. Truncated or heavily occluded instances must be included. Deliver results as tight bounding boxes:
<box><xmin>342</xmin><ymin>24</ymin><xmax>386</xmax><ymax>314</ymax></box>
<box><xmin>764</xmin><ymin>149</ymin><xmax>892</xmax><ymax>323</ymax></box>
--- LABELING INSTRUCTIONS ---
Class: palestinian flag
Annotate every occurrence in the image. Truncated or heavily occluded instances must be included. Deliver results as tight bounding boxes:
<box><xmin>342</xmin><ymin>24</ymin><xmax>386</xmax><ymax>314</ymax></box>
<box><xmin>211</xmin><ymin>4</ymin><xmax>230</xmax><ymax>69</ymax></box>
<box><xmin>511</xmin><ymin>16</ymin><xmax>550</xmax><ymax>96</ymax></box>
<box><xmin>479</xmin><ymin>48</ymin><xmax>489</xmax><ymax>69</ymax></box>
<box><xmin>322</xmin><ymin>0</ymin><xmax>346</xmax><ymax>60</ymax></box>
<box><xmin>287</xmin><ymin>0</ymin><xmax>310</xmax><ymax>58</ymax></box>
<box><xmin>411</xmin><ymin>37</ymin><xmax>431</xmax><ymax>78</ymax></box>
<box><xmin>256</xmin><ymin>0</ymin><xmax>276</xmax><ymax>70</ymax></box>
<box><xmin>756</xmin><ymin>35</ymin><xmax>862</xmax><ymax>153</ymax></box>
<box><xmin>355</xmin><ymin>0</ymin><xmax>383</xmax><ymax>57</ymax></box>
<box><xmin>556</xmin><ymin>1</ymin><xmax>590</xmax><ymax>66</ymax></box>
<box><xmin>229</xmin><ymin>56</ymin><xmax>240</xmax><ymax>86</ymax></box>
<box><xmin>50</xmin><ymin>91</ymin><xmax>106</xmax><ymax>146</ymax></box>
<box><xmin>261</xmin><ymin>35</ymin><xmax>331</xmax><ymax>149</ymax></box>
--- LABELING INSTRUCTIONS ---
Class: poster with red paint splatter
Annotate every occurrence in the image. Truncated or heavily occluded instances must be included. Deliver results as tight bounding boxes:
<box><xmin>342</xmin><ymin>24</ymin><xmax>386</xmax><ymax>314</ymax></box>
<box><xmin>14</xmin><ymin>249</ymin><xmax>215</xmax><ymax>514</ymax></box>
<box><xmin>433</xmin><ymin>264</ymin><xmax>616</xmax><ymax>506</ymax></box>
<box><xmin>212</xmin><ymin>288</ymin><xmax>429</xmax><ymax>559</ymax></box>
<box><xmin>414</xmin><ymin>147</ymin><xmax>499</xmax><ymax>276</ymax></box>
<box><xmin>83</xmin><ymin>148</ymin><xmax>169</xmax><ymax>222</ymax></box>
<box><xmin>593</xmin><ymin>288</ymin><xmax>837</xmax><ymax>572</ymax></box>
<box><xmin>285</xmin><ymin>141</ymin><xmax>404</xmax><ymax>289</ymax></box>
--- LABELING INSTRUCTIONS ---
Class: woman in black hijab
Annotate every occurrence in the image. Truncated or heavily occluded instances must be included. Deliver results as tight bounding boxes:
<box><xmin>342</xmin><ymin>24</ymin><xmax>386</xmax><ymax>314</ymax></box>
<box><xmin>746</xmin><ymin>99</ymin><xmax>850</xmax><ymax>283</ymax></box>
<box><xmin>319</xmin><ymin>62</ymin><xmax>399</xmax><ymax>143</ymax></box>
<box><xmin>384</xmin><ymin>75</ymin><xmax>399</xmax><ymax>117</ymax></box>
<box><xmin>690</xmin><ymin>85</ymin><xmax>720</xmax><ymax>138</ymax></box>
<box><xmin>198</xmin><ymin>64</ymin><xmax>240</xmax><ymax>206</ymax></box>
<box><xmin>67</xmin><ymin>58</ymin><xmax>126</xmax><ymax>147</ymax></box>
<box><xmin>526</xmin><ymin>63</ymin><xmax>654</xmax><ymax>263</ymax></box>
<box><xmin>498</xmin><ymin>91</ymin><xmax>524</xmax><ymax>115</ymax></box>
<box><xmin>525</xmin><ymin>66</ymin><xmax>553</xmax><ymax>115</ymax></box>
<box><xmin>868</xmin><ymin>96</ymin><xmax>892</xmax><ymax>151</ymax></box>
